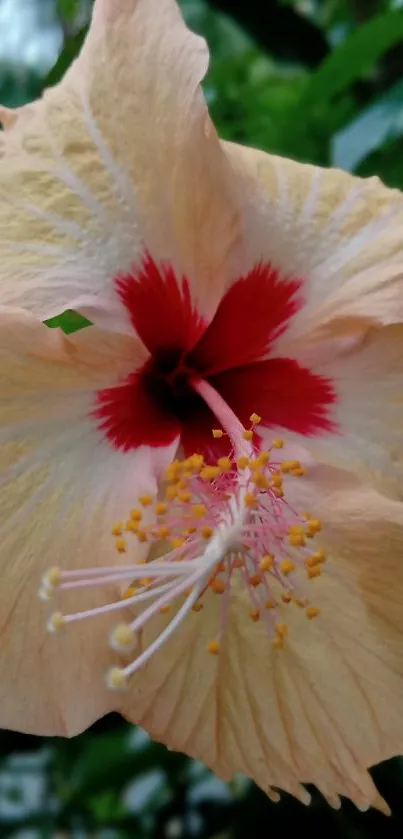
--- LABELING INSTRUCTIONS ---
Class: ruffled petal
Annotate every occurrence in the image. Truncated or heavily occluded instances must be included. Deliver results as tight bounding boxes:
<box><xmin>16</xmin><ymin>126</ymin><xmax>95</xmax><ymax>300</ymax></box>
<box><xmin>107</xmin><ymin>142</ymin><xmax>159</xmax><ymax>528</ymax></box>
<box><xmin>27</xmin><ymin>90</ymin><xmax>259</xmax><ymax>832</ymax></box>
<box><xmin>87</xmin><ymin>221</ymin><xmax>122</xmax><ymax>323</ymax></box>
<box><xmin>0</xmin><ymin>309</ymin><xmax>176</xmax><ymax>734</ymax></box>
<box><xmin>121</xmin><ymin>467</ymin><xmax>403</xmax><ymax>812</ymax></box>
<box><xmin>0</xmin><ymin>0</ymin><xmax>240</xmax><ymax>325</ymax></box>
<box><xmin>223</xmin><ymin>142</ymin><xmax>403</xmax><ymax>349</ymax></box>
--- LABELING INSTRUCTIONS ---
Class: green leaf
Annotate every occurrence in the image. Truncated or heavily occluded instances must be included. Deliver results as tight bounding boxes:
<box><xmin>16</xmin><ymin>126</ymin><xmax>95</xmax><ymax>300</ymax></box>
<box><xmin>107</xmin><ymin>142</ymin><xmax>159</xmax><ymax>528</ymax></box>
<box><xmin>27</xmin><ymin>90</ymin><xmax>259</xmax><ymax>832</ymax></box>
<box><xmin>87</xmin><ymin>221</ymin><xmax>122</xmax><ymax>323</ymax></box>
<box><xmin>45</xmin><ymin>310</ymin><xmax>92</xmax><ymax>334</ymax></box>
<box><xmin>332</xmin><ymin>78</ymin><xmax>403</xmax><ymax>170</ymax></box>
<box><xmin>43</xmin><ymin>27</ymin><xmax>87</xmax><ymax>88</ymax></box>
<box><xmin>57</xmin><ymin>0</ymin><xmax>81</xmax><ymax>23</ymax></box>
<box><xmin>303</xmin><ymin>11</ymin><xmax>403</xmax><ymax>106</ymax></box>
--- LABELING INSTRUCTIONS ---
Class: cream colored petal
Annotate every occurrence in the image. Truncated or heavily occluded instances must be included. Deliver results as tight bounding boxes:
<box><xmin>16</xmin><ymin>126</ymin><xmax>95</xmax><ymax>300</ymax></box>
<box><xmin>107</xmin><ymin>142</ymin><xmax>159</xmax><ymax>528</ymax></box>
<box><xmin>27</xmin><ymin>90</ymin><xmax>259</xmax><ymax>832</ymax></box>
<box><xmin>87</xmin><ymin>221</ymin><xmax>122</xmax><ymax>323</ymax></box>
<box><xmin>223</xmin><ymin>141</ymin><xmax>403</xmax><ymax>348</ymax></box>
<box><xmin>0</xmin><ymin>309</ymin><xmax>176</xmax><ymax>735</ymax></box>
<box><xmin>0</xmin><ymin>0</ymin><xmax>240</xmax><ymax>323</ymax></box>
<box><xmin>268</xmin><ymin>324</ymin><xmax>403</xmax><ymax>500</ymax></box>
<box><xmin>122</xmin><ymin>470</ymin><xmax>403</xmax><ymax>812</ymax></box>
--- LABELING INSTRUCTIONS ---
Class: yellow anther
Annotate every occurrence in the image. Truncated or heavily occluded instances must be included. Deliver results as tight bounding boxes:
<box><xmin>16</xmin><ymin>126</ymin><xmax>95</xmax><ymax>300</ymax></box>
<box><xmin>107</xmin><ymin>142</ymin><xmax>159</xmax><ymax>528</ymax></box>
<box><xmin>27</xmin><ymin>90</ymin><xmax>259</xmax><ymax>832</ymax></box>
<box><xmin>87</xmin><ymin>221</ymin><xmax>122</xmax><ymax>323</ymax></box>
<box><xmin>233</xmin><ymin>556</ymin><xmax>244</xmax><ymax>569</ymax></box>
<box><xmin>311</xmin><ymin>548</ymin><xmax>326</xmax><ymax>564</ymax></box>
<box><xmin>47</xmin><ymin>612</ymin><xmax>65</xmax><ymax>633</ymax></box>
<box><xmin>201</xmin><ymin>526</ymin><xmax>213</xmax><ymax>540</ymax></box>
<box><xmin>185</xmin><ymin>526</ymin><xmax>197</xmax><ymax>535</ymax></box>
<box><xmin>272</xmin><ymin>636</ymin><xmax>284</xmax><ymax>649</ymax></box>
<box><xmin>273</xmin><ymin>487</ymin><xmax>284</xmax><ymax>498</ymax></box>
<box><xmin>171</xmin><ymin>537</ymin><xmax>185</xmax><ymax>549</ymax></box>
<box><xmin>211</xmin><ymin>579</ymin><xmax>226</xmax><ymax>594</ymax></box>
<box><xmin>237</xmin><ymin>455</ymin><xmax>250</xmax><ymax>469</ymax></box>
<box><xmin>165</xmin><ymin>485</ymin><xmax>177</xmax><ymax>501</ymax></box>
<box><xmin>139</xmin><ymin>577</ymin><xmax>152</xmax><ymax>587</ymax></box>
<box><xmin>207</xmin><ymin>640</ymin><xmax>220</xmax><ymax>655</ymax></box>
<box><xmin>159</xmin><ymin>605</ymin><xmax>170</xmax><ymax>614</ymax></box>
<box><xmin>265</xmin><ymin>598</ymin><xmax>276</xmax><ymax>609</ymax></box>
<box><xmin>110</xmin><ymin>623</ymin><xmax>135</xmax><ymax>651</ymax></box>
<box><xmin>192</xmin><ymin>504</ymin><xmax>207</xmax><ymax>518</ymax></box>
<box><xmin>185</xmin><ymin>454</ymin><xmax>204</xmax><ymax>472</ymax></box>
<box><xmin>115</xmin><ymin>537</ymin><xmax>127</xmax><ymax>553</ymax></box>
<box><xmin>242</xmin><ymin>429</ymin><xmax>254</xmax><ymax>440</ymax></box>
<box><xmin>281</xmin><ymin>592</ymin><xmax>292</xmax><ymax>603</ymax></box>
<box><xmin>245</xmin><ymin>492</ymin><xmax>258</xmax><ymax>508</ymax></box>
<box><xmin>217</xmin><ymin>456</ymin><xmax>232</xmax><ymax>472</ymax></box>
<box><xmin>200</xmin><ymin>466</ymin><xmax>221</xmax><ymax>481</ymax></box>
<box><xmin>306</xmin><ymin>606</ymin><xmax>320</xmax><ymax>619</ymax></box>
<box><xmin>130</xmin><ymin>508</ymin><xmax>143</xmax><ymax>522</ymax></box>
<box><xmin>249</xmin><ymin>573</ymin><xmax>262</xmax><ymax>587</ymax></box>
<box><xmin>252</xmin><ymin>471</ymin><xmax>269</xmax><ymax>489</ymax></box>
<box><xmin>250</xmin><ymin>413</ymin><xmax>262</xmax><ymax>424</ymax></box>
<box><xmin>158</xmin><ymin>525</ymin><xmax>170</xmax><ymax>539</ymax></box>
<box><xmin>112</xmin><ymin>522</ymin><xmax>123</xmax><ymax>536</ymax></box>
<box><xmin>307</xmin><ymin>565</ymin><xmax>321</xmax><ymax>579</ymax></box>
<box><xmin>257</xmin><ymin>450</ymin><xmax>270</xmax><ymax>465</ymax></box>
<box><xmin>138</xmin><ymin>494</ymin><xmax>153</xmax><ymax>506</ymax></box>
<box><xmin>281</xmin><ymin>559</ymin><xmax>296</xmax><ymax>575</ymax></box>
<box><xmin>288</xmin><ymin>533</ymin><xmax>305</xmax><ymax>547</ymax></box>
<box><xmin>165</xmin><ymin>459</ymin><xmax>183</xmax><ymax>480</ymax></box>
<box><xmin>281</xmin><ymin>460</ymin><xmax>300</xmax><ymax>473</ymax></box>
<box><xmin>125</xmin><ymin>520</ymin><xmax>139</xmax><ymax>533</ymax></box>
<box><xmin>122</xmin><ymin>586</ymin><xmax>137</xmax><ymax>599</ymax></box>
<box><xmin>271</xmin><ymin>473</ymin><xmax>283</xmax><ymax>488</ymax></box>
<box><xmin>272</xmin><ymin>438</ymin><xmax>284</xmax><ymax>449</ymax></box>
<box><xmin>212</xmin><ymin>429</ymin><xmax>224</xmax><ymax>438</ymax></box>
<box><xmin>192</xmin><ymin>602</ymin><xmax>204</xmax><ymax>612</ymax></box>
<box><xmin>136</xmin><ymin>530</ymin><xmax>148</xmax><ymax>543</ymax></box>
<box><xmin>306</xmin><ymin>518</ymin><xmax>322</xmax><ymax>537</ymax></box>
<box><xmin>276</xmin><ymin>622</ymin><xmax>288</xmax><ymax>638</ymax></box>
<box><xmin>259</xmin><ymin>554</ymin><xmax>274</xmax><ymax>571</ymax></box>
<box><xmin>250</xmin><ymin>607</ymin><xmax>260</xmax><ymax>622</ymax></box>
<box><xmin>289</xmin><ymin>524</ymin><xmax>304</xmax><ymax>536</ymax></box>
<box><xmin>106</xmin><ymin>667</ymin><xmax>128</xmax><ymax>691</ymax></box>
<box><xmin>177</xmin><ymin>490</ymin><xmax>192</xmax><ymax>503</ymax></box>
<box><xmin>155</xmin><ymin>502</ymin><xmax>167</xmax><ymax>515</ymax></box>
<box><xmin>292</xmin><ymin>467</ymin><xmax>306</xmax><ymax>477</ymax></box>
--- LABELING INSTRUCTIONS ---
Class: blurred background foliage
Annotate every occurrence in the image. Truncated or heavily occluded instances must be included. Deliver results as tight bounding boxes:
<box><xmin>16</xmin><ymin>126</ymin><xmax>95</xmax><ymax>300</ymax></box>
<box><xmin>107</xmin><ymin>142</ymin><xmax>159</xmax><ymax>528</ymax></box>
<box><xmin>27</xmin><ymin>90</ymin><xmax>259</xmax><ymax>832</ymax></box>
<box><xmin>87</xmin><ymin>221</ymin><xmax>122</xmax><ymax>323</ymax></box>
<box><xmin>1</xmin><ymin>0</ymin><xmax>403</xmax><ymax>836</ymax></box>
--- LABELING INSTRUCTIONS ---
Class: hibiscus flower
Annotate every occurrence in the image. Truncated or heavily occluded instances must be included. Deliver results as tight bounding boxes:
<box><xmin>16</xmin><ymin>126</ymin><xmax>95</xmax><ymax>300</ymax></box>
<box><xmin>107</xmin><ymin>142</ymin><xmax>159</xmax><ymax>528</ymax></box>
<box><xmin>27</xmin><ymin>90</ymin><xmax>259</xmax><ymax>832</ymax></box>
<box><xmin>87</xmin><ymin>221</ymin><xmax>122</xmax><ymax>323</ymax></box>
<box><xmin>1</xmin><ymin>0</ymin><xmax>403</xmax><ymax>813</ymax></box>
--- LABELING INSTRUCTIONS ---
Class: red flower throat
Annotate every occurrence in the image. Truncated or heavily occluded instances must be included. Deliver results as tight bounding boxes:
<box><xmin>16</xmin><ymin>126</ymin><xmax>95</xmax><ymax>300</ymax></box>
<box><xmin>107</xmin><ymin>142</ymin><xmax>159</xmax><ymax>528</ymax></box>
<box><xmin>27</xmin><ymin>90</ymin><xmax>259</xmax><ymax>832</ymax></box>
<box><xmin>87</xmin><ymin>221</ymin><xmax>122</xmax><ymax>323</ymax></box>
<box><xmin>95</xmin><ymin>254</ymin><xmax>335</xmax><ymax>459</ymax></box>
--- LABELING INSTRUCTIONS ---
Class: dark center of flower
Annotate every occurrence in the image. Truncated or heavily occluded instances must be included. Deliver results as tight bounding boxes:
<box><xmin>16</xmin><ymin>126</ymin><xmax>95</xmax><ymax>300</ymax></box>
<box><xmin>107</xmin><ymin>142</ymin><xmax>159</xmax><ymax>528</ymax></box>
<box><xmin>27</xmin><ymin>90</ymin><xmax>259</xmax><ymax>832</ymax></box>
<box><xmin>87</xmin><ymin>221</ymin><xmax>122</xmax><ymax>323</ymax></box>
<box><xmin>94</xmin><ymin>254</ymin><xmax>336</xmax><ymax>458</ymax></box>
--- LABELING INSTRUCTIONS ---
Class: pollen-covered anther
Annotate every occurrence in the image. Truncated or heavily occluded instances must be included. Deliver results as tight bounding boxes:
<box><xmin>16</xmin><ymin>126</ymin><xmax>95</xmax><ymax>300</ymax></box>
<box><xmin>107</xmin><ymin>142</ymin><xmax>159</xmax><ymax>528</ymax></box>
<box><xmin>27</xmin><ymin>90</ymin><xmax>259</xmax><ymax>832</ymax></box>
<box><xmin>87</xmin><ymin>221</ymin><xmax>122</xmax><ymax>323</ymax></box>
<box><xmin>245</xmin><ymin>491</ymin><xmax>258</xmax><ymax>508</ymax></box>
<box><xmin>210</xmin><ymin>578</ymin><xmax>226</xmax><ymax>594</ymax></box>
<box><xmin>112</xmin><ymin>522</ymin><xmax>123</xmax><ymax>536</ymax></box>
<box><xmin>106</xmin><ymin>667</ymin><xmax>128</xmax><ymax>691</ymax></box>
<box><xmin>237</xmin><ymin>455</ymin><xmax>250</xmax><ymax>469</ymax></box>
<box><xmin>306</xmin><ymin>518</ymin><xmax>322</xmax><ymax>537</ymax></box>
<box><xmin>281</xmin><ymin>559</ymin><xmax>296</xmax><ymax>576</ymax></box>
<box><xmin>281</xmin><ymin>460</ymin><xmax>301</xmax><ymax>474</ymax></box>
<box><xmin>252</xmin><ymin>471</ymin><xmax>269</xmax><ymax>489</ymax></box>
<box><xmin>110</xmin><ymin>623</ymin><xmax>136</xmax><ymax>652</ymax></box>
<box><xmin>200</xmin><ymin>466</ymin><xmax>221</xmax><ymax>481</ymax></box>
<box><xmin>138</xmin><ymin>493</ymin><xmax>154</xmax><ymax>507</ymax></box>
<box><xmin>47</xmin><ymin>612</ymin><xmax>65</xmax><ymax>633</ymax></box>
<box><xmin>212</xmin><ymin>428</ymin><xmax>224</xmax><ymax>438</ymax></box>
<box><xmin>242</xmin><ymin>429</ymin><xmax>254</xmax><ymax>441</ymax></box>
<box><xmin>259</xmin><ymin>554</ymin><xmax>274</xmax><ymax>571</ymax></box>
<box><xmin>201</xmin><ymin>526</ymin><xmax>213</xmax><ymax>540</ymax></box>
<box><xmin>281</xmin><ymin>592</ymin><xmax>292</xmax><ymax>604</ymax></box>
<box><xmin>249</xmin><ymin>413</ymin><xmax>262</xmax><ymax>424</ymax></box>
<box><xmin>192</xmin><ymin>503</ymin><xmax>207</xmax><ymax>518</ymax></box>
<box><xmin>306</xmin><ymin>606</ymin><xmax>320</xmax><ymax>619</ymax></box>
<box><xmin>155</xmin><ymin>502</ymin><xmax>167</xmax><ymax>516</ymax></box>
<box><xmin>115</xmin><ymin>537</ymin><xmax>127</xmax><ymax>553</ymax></box>
<box><xmin>249</xmin><ymin>573</ymin><xmax>262</xmax><ymax>587</ymax></box>
<box><xmin>272</xmin><ymin>438</ymin><xmax>284</xmax><ymax>449</ymax></box>
<box><xmin>207</xmin><ymin>640</ymin><xmax>220</xmax><ymax>655</ymax></box>
<box><xmin>217</xmin><ymin>456</ymin><xmax>232</xmax><ymax>472</ymax></box>
<box><xmin>250</xmin><ymin>607</ymin><xmax>260</xmax><ymax>622</ymax></box>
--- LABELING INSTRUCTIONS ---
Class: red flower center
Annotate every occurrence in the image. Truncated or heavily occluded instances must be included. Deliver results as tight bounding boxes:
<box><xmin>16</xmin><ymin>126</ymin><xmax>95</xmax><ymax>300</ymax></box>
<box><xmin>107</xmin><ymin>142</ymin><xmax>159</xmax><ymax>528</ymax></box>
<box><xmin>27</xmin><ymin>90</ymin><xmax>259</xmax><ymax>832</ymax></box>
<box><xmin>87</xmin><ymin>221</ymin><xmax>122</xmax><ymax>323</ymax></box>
<box><xmin>95</xmin><ymin>254</ymin><xmax>336</xmax><ymax>458</ymax></box>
